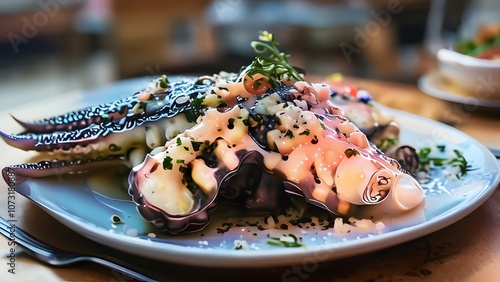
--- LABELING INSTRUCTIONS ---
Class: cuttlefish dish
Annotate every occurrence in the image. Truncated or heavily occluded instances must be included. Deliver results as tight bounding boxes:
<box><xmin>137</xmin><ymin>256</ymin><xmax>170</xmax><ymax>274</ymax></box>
<box><xmin>1</xmin><ymin>31</ymin><xmax>424</xmax><ymax>234</ymax></box>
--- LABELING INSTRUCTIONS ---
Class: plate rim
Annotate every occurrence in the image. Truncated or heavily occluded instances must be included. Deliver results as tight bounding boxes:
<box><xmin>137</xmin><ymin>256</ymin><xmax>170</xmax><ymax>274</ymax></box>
<box><xmin>418</xmin><ymin>70</ymin><xmax>500</xmax><ymax>109</ymax></box>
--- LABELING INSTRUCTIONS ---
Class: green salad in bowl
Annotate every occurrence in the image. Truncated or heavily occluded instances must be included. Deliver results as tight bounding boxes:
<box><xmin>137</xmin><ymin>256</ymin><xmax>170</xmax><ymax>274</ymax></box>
<box><xmin>437</xmin><ymin>23</ymin><xmax>500</xmax><ymax>98</ymax></box>
<box><xmin>455</xmin><ymin>23</ymin><xmax>500</xmax><ymax>61</ymax></box>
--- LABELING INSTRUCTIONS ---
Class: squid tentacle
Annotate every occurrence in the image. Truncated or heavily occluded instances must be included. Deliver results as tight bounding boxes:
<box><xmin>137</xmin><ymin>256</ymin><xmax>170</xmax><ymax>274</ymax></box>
<box><xmin>11</xmin><ymin>96</ymin><xmax>136</xmax><ymax>134</ymax></box>
<box><xmin>10</xmin><ymin>79</ymin><xmax>211</xmax><ymax>134</ymax></box>
<box><xmin>2</xmin><ymin>154</ymin><xmax>129</xmax><ymax>179</ymax></box>
<box><xmin>0</xmin><ymin>79</ymin><xmax>211</xmax><ymax>152</ymax></box>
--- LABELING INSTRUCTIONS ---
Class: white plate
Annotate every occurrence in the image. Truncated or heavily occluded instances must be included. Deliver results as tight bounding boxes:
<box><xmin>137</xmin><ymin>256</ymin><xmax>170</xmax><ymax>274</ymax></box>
<box><xmin>2</xmin><ymin>78</ymin><xmax>499</xmax><ymax>268</ymax></box>
<box><xmin>418</xmin><ymin>70</ymin><xmax>500</xmax><ymax>109</ymax></box>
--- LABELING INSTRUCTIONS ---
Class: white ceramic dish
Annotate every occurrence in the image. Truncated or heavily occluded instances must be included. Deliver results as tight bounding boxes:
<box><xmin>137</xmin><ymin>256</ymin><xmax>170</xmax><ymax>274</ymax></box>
<box><xmin>436</xmin><ymin>48</ymin><xmax>500</xmax><ymax>99</ymax></box>
<box><xmin>418</xmin><ymin>70</ymin><xmax>500</xmax><ymax>109</ymax></box>
<box><xmin>2</xmin><ymin>79</ymin><xmax>499</xmax><ymax>268</ymax></box>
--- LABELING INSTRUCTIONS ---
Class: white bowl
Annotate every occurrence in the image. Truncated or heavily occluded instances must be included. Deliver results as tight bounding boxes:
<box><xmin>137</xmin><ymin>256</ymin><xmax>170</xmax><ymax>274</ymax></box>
<box><xmin>437</xmin><ymin>48</ymin><xmax>500</xmax><ymax>100</ymax></box>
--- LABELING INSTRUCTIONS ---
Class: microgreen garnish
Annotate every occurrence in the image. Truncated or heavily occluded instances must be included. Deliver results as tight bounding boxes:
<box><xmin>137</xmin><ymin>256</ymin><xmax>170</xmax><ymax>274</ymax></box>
<box><xmin>239</xmin><ymin>31</ymin><xmax>303</xmax><ymax>88</ymax></box>
<box><xmin>448</xmin><ymin>150</ymin><xmax>472</xmax><ymax>177</ymax></box>
<box><xmin>417</xmin><ymin>146</ymin><xmax>473</xmax><ymax>178</ymax></box>
<box><xmin>377</xmin><ymin>137</ymin><xmax>398</xmax><ymax>151</ymax></box>
<box><xmin>284</xmin><ymin>130</ymin><xmax>294</xmax><ymax>139</ymax></box>
<box><xmin>267</xmin><ymin>234</ymin><xmax>304</xmax><ymax>248</ymax></box>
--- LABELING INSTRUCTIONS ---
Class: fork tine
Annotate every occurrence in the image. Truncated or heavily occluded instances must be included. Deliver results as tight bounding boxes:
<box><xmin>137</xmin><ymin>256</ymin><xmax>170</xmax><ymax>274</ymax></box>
<box><xmin>0</xmin><ymin>217</ymin><xmax>54</xmax><ymax>258</ymax></box>
<box><xmin>0</xmin><ymin>217</ymin><xmax>160</xmax><ymax>282</ymax></box>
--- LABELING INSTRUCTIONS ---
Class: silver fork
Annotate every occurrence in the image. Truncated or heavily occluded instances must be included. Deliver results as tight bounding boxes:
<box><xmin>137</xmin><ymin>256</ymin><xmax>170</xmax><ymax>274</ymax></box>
<box><xmin>0</xmin><ymin>217</ymin><xmax>159</xmax><ymax>282</ymax></box>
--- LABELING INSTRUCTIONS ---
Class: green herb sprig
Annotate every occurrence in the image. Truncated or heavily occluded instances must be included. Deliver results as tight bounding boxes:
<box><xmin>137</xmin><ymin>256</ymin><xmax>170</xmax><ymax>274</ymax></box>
<box><xmin>239</xmin><ymin>31</ymin><xmax>304</xmax><ymax>88</ymax></box>
<box><xmin>417</xmin><ymin>146</ymin><xmax>473</xmax><ymax>178</ymax></box>
<box><xmin>184</xmin><ymin>96</ymin><xmax>205</xmax><ymax>123</ymax></box>
<box><xmin>377</xmin><ymin>137</ymin><xmax>398</xmax><ymax>152</ymax></box>
<box><xmin>267</xmin><ymin>234</ymin><xmax>304</xmax><ymax>248</ymax></box>
<box><xmin>159</xmin><ymin>74</ymin><xmax>169</xmax><ymax>89</ymax></box>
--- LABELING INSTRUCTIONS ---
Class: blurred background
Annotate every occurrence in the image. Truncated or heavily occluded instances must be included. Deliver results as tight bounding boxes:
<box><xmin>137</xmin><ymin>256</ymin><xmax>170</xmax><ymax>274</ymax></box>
<box><xmin>0</xmin><ymin>0</ymin><xmax>497</xmax><ymax>105</ymax></box>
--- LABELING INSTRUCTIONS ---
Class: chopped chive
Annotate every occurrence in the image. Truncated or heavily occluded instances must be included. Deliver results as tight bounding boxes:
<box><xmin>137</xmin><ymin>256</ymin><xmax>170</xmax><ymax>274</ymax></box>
<box><xmin>284</xmin><ymin>130</ymin><xmax>294</xmax><ymax>139</ymax></box>
<box><xmin>345</xmin><ymin>148</ymin><xmax>359</xmax><ymax>158</ymax></box>
<box><xmin>266</xmin><ymin>234</ymin><xmax>304</xmax><ymax>248</ymax></box>
<box><xmin>110</xmin><ymin>215</ymin><xmax>122</xmax><ymax>224</ymax></box>
<box><xmin>163</xmin><ymin>156</ymin><xmax>173</xmax><ymax>170</ymax></box>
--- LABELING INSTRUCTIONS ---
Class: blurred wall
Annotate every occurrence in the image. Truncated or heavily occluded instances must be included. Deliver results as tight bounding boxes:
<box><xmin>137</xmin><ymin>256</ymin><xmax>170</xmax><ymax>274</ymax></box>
<box><xmin>0</xmin><ymin>0</ymin><xmax>485</xmax><ymax>90</ymax></box>
<box><xmin>108</xmin><ymin>0</ymin><xmax>443</xmax><ymax>82</ymax></box>
<box><xmin>111</xmin><ymin>0</ymin><xmax>216</xmax><ymax>78</ymax></box>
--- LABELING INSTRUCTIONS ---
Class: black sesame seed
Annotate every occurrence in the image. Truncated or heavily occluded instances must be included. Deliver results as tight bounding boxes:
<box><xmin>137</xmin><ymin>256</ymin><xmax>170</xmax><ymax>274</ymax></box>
<box><xmin>311</xmin><ymin>135</ymin><xmax>319</xmax><ymax>144</ymax></box>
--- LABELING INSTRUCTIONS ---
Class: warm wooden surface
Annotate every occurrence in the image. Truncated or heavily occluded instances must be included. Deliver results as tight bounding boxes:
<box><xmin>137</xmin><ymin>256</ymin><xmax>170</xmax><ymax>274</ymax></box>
<box><xmin>350</xmin><ymin>77</ymin><xmax>500</xmax><ymax>150</ymax></box>
<box><xmin>0</xmin><ymin>78</ymin><xmax>499</xmax><ymax>282</ymax></box>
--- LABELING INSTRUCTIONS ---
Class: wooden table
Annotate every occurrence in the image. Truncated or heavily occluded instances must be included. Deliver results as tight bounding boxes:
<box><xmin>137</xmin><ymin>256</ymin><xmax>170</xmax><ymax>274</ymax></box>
<box><xmin>350</xmin><ymin>78</ymin><xmax>500</xmax><ymax>151</ymax></box>
<box><xmin>0</xmin><ymin>78</ymin><xmax>499</xmax><ymax>282</ymax></box>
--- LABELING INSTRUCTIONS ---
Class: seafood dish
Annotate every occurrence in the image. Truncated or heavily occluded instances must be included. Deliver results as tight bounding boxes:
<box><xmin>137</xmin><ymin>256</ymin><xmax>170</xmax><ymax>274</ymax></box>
<box><xmin>455</xmin><ymin>23</ymin><xmax>500</xmax><ymax>60</ymax></box>
<box><xmin>1</xmin><ymin>31</ymin><xmax>426</xmax><ymax>234</ymax></box>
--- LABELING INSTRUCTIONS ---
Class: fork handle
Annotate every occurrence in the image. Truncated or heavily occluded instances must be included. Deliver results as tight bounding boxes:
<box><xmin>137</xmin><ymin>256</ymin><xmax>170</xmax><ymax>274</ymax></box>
<box><xmin>0</xmin><ymin>217</ymin><xmax>161</xmax><ymax>282</ymax></box>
